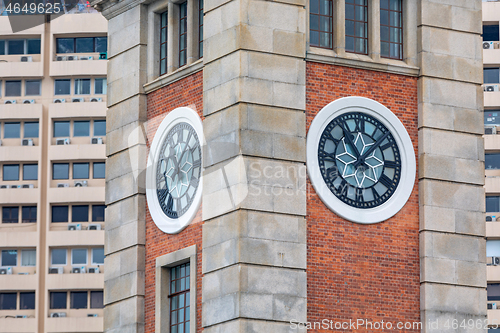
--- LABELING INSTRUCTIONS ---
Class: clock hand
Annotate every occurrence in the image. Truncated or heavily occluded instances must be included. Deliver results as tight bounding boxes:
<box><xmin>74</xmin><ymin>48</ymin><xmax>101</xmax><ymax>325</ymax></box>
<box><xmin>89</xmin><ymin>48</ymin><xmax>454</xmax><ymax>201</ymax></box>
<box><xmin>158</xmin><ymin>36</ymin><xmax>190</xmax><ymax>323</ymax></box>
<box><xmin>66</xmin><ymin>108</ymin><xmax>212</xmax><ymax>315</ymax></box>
<box><xmin>338</xmin><ymin>122</ymin><xmax>360</xmax><ymax>158</ymax></box>
<box><xmin>353</xmin><ymin>131</ymin><xmax>390</xmax><ymax>169</ymax></box>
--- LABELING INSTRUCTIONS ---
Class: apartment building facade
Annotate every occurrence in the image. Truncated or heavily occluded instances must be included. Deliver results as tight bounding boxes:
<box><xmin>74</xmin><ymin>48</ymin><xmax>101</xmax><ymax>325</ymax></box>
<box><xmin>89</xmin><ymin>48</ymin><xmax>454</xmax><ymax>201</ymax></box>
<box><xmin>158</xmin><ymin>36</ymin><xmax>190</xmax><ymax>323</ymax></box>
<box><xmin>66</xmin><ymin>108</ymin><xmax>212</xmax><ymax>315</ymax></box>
<box><xmin>93</xmin><ymin>0</ymin><xmax>485</xmax><ymax>332</ymax></box>
<box><xmin>0</xmin><ymin>7</ymin><xmax>107</xmax><ymax>333</ymax></box>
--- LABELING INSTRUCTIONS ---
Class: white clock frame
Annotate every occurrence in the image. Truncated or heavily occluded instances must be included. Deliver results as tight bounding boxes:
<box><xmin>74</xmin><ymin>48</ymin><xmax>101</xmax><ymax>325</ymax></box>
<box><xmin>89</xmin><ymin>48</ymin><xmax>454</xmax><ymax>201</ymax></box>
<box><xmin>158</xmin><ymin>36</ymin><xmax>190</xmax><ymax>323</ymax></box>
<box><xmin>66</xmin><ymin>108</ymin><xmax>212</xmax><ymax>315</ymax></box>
<box><xmin>307</xmin><ymin>96</ymin><xmax>416</xmax><ymax>224</ymax></box>
<box><xmin>146</xmin><ymin>107</ymin><xmax>204</xmax><ymax>234</ymax></box>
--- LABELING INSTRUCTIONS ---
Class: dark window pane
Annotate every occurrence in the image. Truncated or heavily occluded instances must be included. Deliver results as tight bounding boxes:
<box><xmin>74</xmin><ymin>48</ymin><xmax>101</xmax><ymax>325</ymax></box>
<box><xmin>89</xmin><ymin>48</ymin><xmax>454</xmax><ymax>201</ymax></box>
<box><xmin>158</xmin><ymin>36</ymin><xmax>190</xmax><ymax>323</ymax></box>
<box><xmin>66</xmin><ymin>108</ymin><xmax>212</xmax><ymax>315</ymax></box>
<box><xmin>90</xmin><ymin>291</ymin><xmax>103</xmax><ymax>309</ymax></box>
<box><xmin>51</xmin><ymin>249</ymin><xmax>66</xmax><ymax>265</ymax></box>
<box><xmin>20</xmin><ymin>292</ymin><xmax>35</xmax><ymax>309</ymax></box>
<box><xmin>71</xmin><ymin>291</ymin><xmax>87</xmax><ymax>309</ymax></box>
<box><xmin>7</xmin><ymin>40</ymin><xmax>24</xmax><ymax>55</ymax></box>
<box><xmin>1</xmin><ymin>250</ymin><xmax>17</xmax><ymax>266</ymax></box>
<box><xmin>27</xmin><ymin>39</ymin><xmax>41</xmax><ymax>54</ymax></box>
<box><xmin>93</xmin><ymin>162</ymin><xmax>105</xmax><ymax>179</ymax></box>
<box><xmin>2</xmin><ymin>207</ymin><xmax>19</xmax><ymax>223</ymax></box>
<box><xmin>73</xmin><ymin>121</ymin><xmax>90</xmax><ymax>137</ymax></box>
<box><xmin>23</xmin><ymin>164</ymin><xmax>38</xmax><ymax>180</ymax></box>
<box><xmin>54</xmin><ymin>79</ymin><xmax>71</xmax><ymax>95</ymax></box>
<box><xmin>489</xmin><ymin>284</ymin><xmax>500</xmax><ymax>301</ymax></box>
<box><xmin>22</xmin><ymin>206</ymin><xmax>37</xmax><ymax>223</ymax></box>
<box><xmin>93</xmin><ymin>120</ymin><xmax>106</xmax><ymax>136</ymax></box>
<box><xmin>25</xmin><ymin>80</ymin><xmax>41</xmax><ymax>96</ymax></box>
<box><xmin>74</xmin><ymin>79</ymin><xmax>91</xmax><ymax>95</ymax></box>
<box><xmin>24</xmin><ymin>122</ymin><xmax>39</xmax><ymax>138</ymax></box>
<box><xmin>53</xmin><ymin>121</ymin><xmax>70</xmax><ymax>137</ymax></box>
<box><xmin>73</xmin><ymin>163</ymin><xmax>89</xmax><ymax>179</ymax></box>
<box><xmin>75</xmin><ymin>38</ymin><xmax>94</xmax><ymax>53</ymax></box>
<box><xmin>0</xmin><ymin>41</ymin><xmax>4</xmax><ymax>55</ymax></box>
<box><xmin>160</xmin><ymin>11</ymin><xmax>168</xmax><ymax>76</ymax></box>
<box><xmin>487</xmin><ymin>196</ymin><xmax>500</xmax><ymax>213</ymax></box>
<box><xmin>50</xmin><ymin>292</ymin><xmax>67</xmax><ymax>309</ymax></box>
<box><xmin>72</xmin><ymin>205</ymin><xmax>89</xmax><ymax>222</ymax></box>
<box><xmin>92</xmin><ymin>248</ymin><xmax>104</xmax><ymax>265</ymax></box>
<box><xmin>5</xmin><ymin>80</ymin><xmax>21</xmax><ymax>97</ymax></box>
<box><xmin>484</xmin><ymin>25</ymin><xmax>500</xmax><ymax>42</ymax></box>
<box><xmin>94</xmin><ymin>78</ymin><xmax>106</xmax><ymax>95</ymax></box>
<box><xmin>52</xmin><ymin>206</ymin><xmax>69</xmax><ymax>223</ymax></box>
<box><xmin>95</xmin><ymin>37</ymin><xmax>107</xmax><ymax>53</ymax></box>
<box><xmin>3</xmin><ymin>164</ymin><xmax>19</xmax><ymax>181</ymax></box>
<box><xmin>4</xmin><ymin>122</ymin><xmax>20</xmax><ymax>138</ymax></box>
<box><xmin>0</xmin><ymin>293</ymin><xmax>17</xmax><ymax>310</ymax></box>
<box><xmin>57</xmin><ymin>38</ymin><xmax>74</xmax><ymax>53</ymax></box>
<box><xmin>485</xmin><ymin>68</ymin><xmax>500</xmax><ymax>84</ymax></box>
<box><xmin>53</xmin><ymin>163</ymin><xmax>69</xmax><ymax>180</ymax></box>
<box><xmin>72</xmin><ymin>249</ymin><xmax>87</xmax><ymax>265</ymax></box>
<box><xmin>92</xmin><ymin>205</ymin><xmax>105</xmax><ymax>222</ymax></box>
<box><xmin>486</xmin><ymin>154</ymin><xmax>500</xmax><ymax>170</ymax></box>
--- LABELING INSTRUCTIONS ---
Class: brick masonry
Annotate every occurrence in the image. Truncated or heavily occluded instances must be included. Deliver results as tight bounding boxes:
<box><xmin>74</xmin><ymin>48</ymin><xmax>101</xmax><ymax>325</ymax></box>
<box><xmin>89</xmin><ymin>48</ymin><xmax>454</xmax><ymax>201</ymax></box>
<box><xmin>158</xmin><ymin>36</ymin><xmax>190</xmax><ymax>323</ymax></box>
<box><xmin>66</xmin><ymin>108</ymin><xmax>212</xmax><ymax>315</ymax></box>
<box><xmin>145</xmin><ymin>70</ymin><xmax>204</xmax><ymax>333</ymax></box>
<box><xmin>306</xmin><ymin>61</ymin><xmax>420</xmax><ymax>332</ymax></box>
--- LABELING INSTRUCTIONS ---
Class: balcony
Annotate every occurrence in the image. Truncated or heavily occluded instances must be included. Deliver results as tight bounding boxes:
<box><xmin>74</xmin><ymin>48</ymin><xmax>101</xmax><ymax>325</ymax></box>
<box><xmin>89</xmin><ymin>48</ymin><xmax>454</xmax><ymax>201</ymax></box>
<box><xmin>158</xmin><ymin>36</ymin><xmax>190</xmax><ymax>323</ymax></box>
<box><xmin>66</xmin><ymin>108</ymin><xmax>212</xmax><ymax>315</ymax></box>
<box><xmin>0</xmin><ymin>55</ymin><xmax>43</xmax><ymax>78</ymax></box>
<box><xmin>47</xmin><ymin>229</ymin><xmax>104</xmax><ymax>246</ymax></box>
<box><xmin>0</xmin><ymin>187</ymin><xmax>39</xmax><ymax>204</ymax></box>
<box><xmin>47</xmin><ymin>186</ymin><xmax>105</xmax><ymax>204</ymax></box>
<box><xmin>0</xmin><ymin>230</ymin><xmax>37</xmax><ymax>247</ymax></box>
<box><xmin>49</xmin><ymin>143</ymin><xmax>105</xmax><ymax>161</ymax></box>
<box><xmin>484</xmin><ymin>89</ymin><xmax>500</xmax><ymax>108</ymax></box>
<box><xmin>49</xmin><ymin>100</ymin><xmax>106</xmax><ymax>118</ymax></box>
<box><xmin>46</xmin><ymin>272</ymin><xmax>104</xmax><ymax>290</ymax></box>
<box><xmin>45</xmin><ymin>316</ymin><xmax>103</xmax><ymax>333</ymax></box>
<box><xmin>50</xmin><ymin>58</ymin><xmax>106</xmax><ymax>77</ymax></box>
<box><xmin>486</xmin><ymin>177</ymin><xmax>500</xmax><ymax>193</ymax></box>
<box><xmin>0</xmin><ymin>102</ymin><xmax>42</xmax><ymax>119</ymax></box>
<box><xmin>0</xmin><ymin>145</ymin><xmax>41</xmax><ymax>162</ymax></box>
<box><xmin>0</xmin><ymin>273</ymin><xmax>37</xmax><ymax>290</ymax></box>
<box><xmin>0</xmin><ymin>318</ymin><xmax>37</xmax><ymax>333</ymax></box>
<box><xmin>484</xmin><ymin>46</ymin><xmax>500</xmax><ymax>65</ymax></box>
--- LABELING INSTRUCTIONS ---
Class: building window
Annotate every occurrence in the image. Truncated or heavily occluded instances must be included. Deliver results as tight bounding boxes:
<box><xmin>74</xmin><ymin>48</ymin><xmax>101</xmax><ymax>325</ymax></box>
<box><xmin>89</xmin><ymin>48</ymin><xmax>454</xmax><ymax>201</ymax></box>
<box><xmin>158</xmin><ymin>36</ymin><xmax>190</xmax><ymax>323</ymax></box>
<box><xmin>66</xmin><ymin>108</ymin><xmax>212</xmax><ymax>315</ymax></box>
<box><xmin>74</xmin><ymin>120</ymin><xmax>90</xmax><ymax>137</ymax></box>
<box><xmin>73</xmin><ymin>163</ymin><xmax>90</xmax><ymax>179</ymax></box>
<box><xmin>21</xmin><ymin>249</ymin><xmax>36</xmax><ymax>267</ymax></box>
<box><xmin>345</xmin><ymin>0</ymin><xmax>368</xmax><ymax>54</ymax></box>
<box><xmin>1</xmin><ymin>249</ymin><xmax>17</xmax><ymax>266</ymax></box>
<box><xmin>71</xmin><ymin>249</ymin><xmax>88</xmax><ymax>265</ymax></box>
<box><xmin>487</xmin><ymin>154</ymin><xmax>500</xmax><ymax>170</ymax></box>
<box><xmin>4</xmin><ymin>122</ymin><xmax>20</xmax><ymax>138</ymax></box>
<box><xmin>25</xmin><ymin>80</ymin><xmax>41</xmax><ymax>96</ymax></box>
<box><xmin>0</xmin><ymin>39</ymin><xmax>41</xmax><ymax>55</ymax></box>
<box><xmin>53</xmin><ymin>121</ymin><xmax>70</xmax><ymax>137</ymax></box>
<box><xmin>22</xmin><ymin>206</ymin><xmax>37</xmax><ymax>223</ymax></box>
<box><xmin>92</xmin><ymin>205</ymin><xmax>105</xmax><ymax>222</ymax></box>
<box><xmin>93</xmin><ymin>120</ymin><xmax>106</xmax><ymax>136</ymax></box>
<box><xmin>2</xmin><ymin>206</ymin><xmax>19</xmax><ymax>223</ymax></box>
<box><xmin>5</xmin><ymin>80</ymin><xmax>21</xmax><ymax>97</ymax></box>
<box><xmin>7</xmin><ymin>40</ymin><xmax>24</xmax><ymax>55</ymax></box>
<box><xmin>94</xmin><ymin>78</ymin><xmax>107</xmax><ymax>95</ymax></box>
<box><xmin>23</xmin><ymin>164</ymin><xmax>38</xmax><ymax>181</ymax></box>
<box><xmin>56</xmin><ymin>37</ymin><xmax>108</xmax><ymax>54</ymax></box>
<box><xmin>179</xmin><ymin>2</ymin><xmax>188</xmax><ymax>67</ymax></box>
<box><xmin>74</xmin><ymin>78</ymin><xmax>91</xmax><ymax>95</ymax></box>
<box><xmin>90</xmin><ymin>291</ymin><xmax>103</xmax><ymax>309</ymax></box>
<box><xmin>160</xmin><ymin>10</ymin><xmax>168</xmax><ymax>76</ymax></box>
<box><xmin>50</xmin><ymin>292</ymin><xmax>67</xmax><ymax>309</ymax></box>
<box><xmin>93</xmin><ymin>162</ymin><xmax>105</xmax><ymax>179</ymax></box>
<box><xmin>52</xmin><ymin>206</ymin><xmax>69</xmax><ymax>223</ymax></box>
<box><xmin>91</xmin><ymin>248</ymin><xmax>104</xmax><ymax>265</ymax></box>
<box><xmin>487</xmin><ymin>196</ymin><xmax>500</xmax><ymax>213</ymax></box>
<box><xmin>3</xmin><ymin>164</ymin><xmax>19</xmax><ymax>181</ymax></box>
<box><xmin>51</xmin><ymin>249</ymin><xmax>67</xmax><ymax>265</ymax></box>
<box><xmin>70</xmin><ymin>291</ymin><xmax>88</xmax><ymax>309</ymax></box>
<box><xmin>484</xmin><ymin>24</ymin><xmax>500</xmax><ymax>42</ymax></box>
<box><xmin>27</xmin><ymin>39</ymin><xmax>41</xmax><ymax>54</ymax></box>
<box><xmin>20</xmin><ymin>292</ymin><xmax>35</xmax><ymax>309</ymax></box>
<box><xmin>309</xmin><ymin>0</ymin><xmax>333</xmax><ymax>49</ymax></box>
<box><xmin>170</xmin><ymin>263</ymin><xmax>191</xmax><ymax>332</ymax></box>
<box><xmin>53</xmin><ymin>163</ymin><xmax>69</xmax><ymax>180</ymax></box>
<box><xmin>485</xmin><ymin>68</ymin><xmax>500</xmax><ymax>84</ymax></box>
<box><xmin>0</xmin><ymin>293</ymin><xmax>17</xmax><ymax>310</ymax></box>
<box><xmin>54</xmin><ymin>79</ymin><xmax>71</xmax><ymax>95</ymax></box>
<box><xmin>199</xmin><ymin>0</ymin><xmax>203</xmax><ymax>58</ymax></box>
<box><xmin>24</xmin><ymin>122</ymin><xmax>39</xmax><ymax>138</ymax></box>
<box><xmin>72</xmin><ymin>205</ymin><xmax>89</xmax><ymax>222</ymax></box>
<box><xmin>380</xmin><ymin>0</ymin><xmax>402</xmax><ymax>60</ymax></box>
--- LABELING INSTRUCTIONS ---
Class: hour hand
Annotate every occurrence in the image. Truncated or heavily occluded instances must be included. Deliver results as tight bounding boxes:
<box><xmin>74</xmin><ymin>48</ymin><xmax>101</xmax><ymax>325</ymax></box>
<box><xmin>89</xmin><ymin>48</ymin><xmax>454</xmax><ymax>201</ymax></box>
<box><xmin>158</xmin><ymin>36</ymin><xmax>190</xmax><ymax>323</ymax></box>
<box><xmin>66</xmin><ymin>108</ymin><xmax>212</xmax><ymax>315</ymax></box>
<box><xmin>339</xmin><ymin>122</ymin><xmax>359</xmax><ymax>158</ymax></box>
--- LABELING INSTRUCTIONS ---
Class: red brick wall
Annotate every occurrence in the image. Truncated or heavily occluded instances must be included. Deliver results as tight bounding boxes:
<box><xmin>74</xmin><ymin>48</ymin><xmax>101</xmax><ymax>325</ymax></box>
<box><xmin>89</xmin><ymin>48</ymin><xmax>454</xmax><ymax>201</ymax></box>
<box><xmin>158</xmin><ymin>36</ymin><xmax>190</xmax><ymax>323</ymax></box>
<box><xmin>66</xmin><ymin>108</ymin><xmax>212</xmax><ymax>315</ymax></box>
<box><xmin>306</xmin><ymin>62</ymin><xmax>420</xmax><ymax>332</ymax></box>
<box><xmin>145</xmin><ymin>71</ymin><xmax>204</xmax><ymax>333</ymax></box>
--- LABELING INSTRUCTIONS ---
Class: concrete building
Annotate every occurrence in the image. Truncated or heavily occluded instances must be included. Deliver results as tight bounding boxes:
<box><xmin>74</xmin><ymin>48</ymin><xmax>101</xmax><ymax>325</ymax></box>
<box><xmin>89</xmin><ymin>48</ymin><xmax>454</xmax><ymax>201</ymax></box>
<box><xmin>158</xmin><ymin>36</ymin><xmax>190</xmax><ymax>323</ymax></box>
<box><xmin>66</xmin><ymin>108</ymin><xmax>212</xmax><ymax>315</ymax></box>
<box><xmin>0</xmin><ymin>7</ymin><xmax>107</xmax><ymax>333</ymax></box>
<box><xmin>92</xmin><ymin>0</ymin><xmax>485</xmax><ymax>332</ymax></box>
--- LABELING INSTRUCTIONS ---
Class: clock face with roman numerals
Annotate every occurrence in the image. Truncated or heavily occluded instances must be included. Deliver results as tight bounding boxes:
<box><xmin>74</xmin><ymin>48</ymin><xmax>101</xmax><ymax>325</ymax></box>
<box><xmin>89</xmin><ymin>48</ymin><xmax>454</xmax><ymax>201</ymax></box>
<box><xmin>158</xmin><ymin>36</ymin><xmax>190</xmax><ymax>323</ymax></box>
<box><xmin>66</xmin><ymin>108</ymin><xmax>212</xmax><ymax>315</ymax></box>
<box><xmin>318</xmin><ymin>112</ymin><xmax>401</xmax><ymax>209</ymax></box>
<box><xmin>156</xmin><ymin>122</ymin><xmax>201</xmax><ymax>219</ymax></box>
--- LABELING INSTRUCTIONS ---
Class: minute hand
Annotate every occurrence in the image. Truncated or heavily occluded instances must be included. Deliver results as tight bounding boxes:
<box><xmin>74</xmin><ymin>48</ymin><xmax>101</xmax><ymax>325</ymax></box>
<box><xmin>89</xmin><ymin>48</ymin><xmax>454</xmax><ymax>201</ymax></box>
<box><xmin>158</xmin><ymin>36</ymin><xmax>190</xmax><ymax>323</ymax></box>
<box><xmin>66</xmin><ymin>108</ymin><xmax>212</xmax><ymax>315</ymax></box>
<box><xmin>339</xmin><ymin>123</ymin><xmax>359</xmax><ymax>158</ymax></box>
<box><xmin>353</xmin><ymin>131</ymin><xmax>390</xmax><ymax>168</ymax></box>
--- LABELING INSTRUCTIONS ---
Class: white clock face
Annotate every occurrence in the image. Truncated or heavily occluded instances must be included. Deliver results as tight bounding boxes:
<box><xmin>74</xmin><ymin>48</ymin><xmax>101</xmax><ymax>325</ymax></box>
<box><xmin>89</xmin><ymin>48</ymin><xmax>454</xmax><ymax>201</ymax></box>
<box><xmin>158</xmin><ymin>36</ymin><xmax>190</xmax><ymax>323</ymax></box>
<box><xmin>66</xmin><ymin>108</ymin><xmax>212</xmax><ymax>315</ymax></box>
<box><xmin>146</xmin><ymin>107</ymin><xmax>203</xmax><ymax>234</ymax></box>
<box><xmin>307</xmin><ymin>97</ymin><xmax>416</xmax><ymax>224</ymax></box>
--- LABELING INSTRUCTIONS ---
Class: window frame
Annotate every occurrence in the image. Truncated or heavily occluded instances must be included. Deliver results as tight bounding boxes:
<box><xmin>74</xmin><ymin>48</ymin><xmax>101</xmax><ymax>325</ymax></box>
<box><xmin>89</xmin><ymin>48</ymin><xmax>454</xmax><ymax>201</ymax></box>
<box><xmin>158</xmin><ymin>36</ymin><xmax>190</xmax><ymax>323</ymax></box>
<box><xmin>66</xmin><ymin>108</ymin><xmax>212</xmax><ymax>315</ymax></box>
<box><xmin>3</xmin><ymin>164</ymin><xmax>20</xmax><ymax>181</ymax></box>
<box><xmin>0</xmin><ymin>293</ymin><xmax>17</xmax><ymax>310</ymax></box>
<box><xmin>21</xmin><ymin>249</ymin><xmax>36</xmax><ymax>267</ymax></box>
<box><xmin>51</xmin><ymin>248</ymin><xmax>67</xmax><ymax>266</ymax></box>
<box><xmin>2</xmin><ymin>206</ymin><xmax>19</xmax><ymax>223</ymax></box>
<box><xmin>71</xmin><ymin>248</ymin><xmax>88</xmax><ymax>266</ymax></box>
<box><xmin>345</xmin><ymin>0</ymin><xmax>368</xmax><ymax>55</ymax></box>
<box><xmin>1</xmin><ymin>249</ymin><xmax>18</xmax><ymax>267</ymax></box>
<box><xmin>49</xmin><ymin>291</ymin><xmax>67</xmax><ymax>310</ymax></box>
<box><xmin>5</xmin><ymin>80</ymin><xmax>22</xmax><ymax>97</ymax></box>
<box><xmin>22</xmin><ymin>164</ymin><xmax>38</xmax><ymax>181</ymax></box>
<box><xmin>52</xmin><ymin>163</ymin><xmax>70</xmax><ymax>180</ymax></box>
<box><xmin>22</xmin><ymin>206</ymin><xmax>37</xmax><ymax>223</ymax></box>
<box><xmin>91</xmin><ymin>247</ymin><xmax>105</xmax><ymax>265</ymax></box>
<box><xmin>54</xmin><ymin>79</ymin><xmax>71</xmax><ymax>96</ymax></box>
<box><xmin>51</xmin><ymin>205</ymin><xmax>69</xmax><ymax>223</ymax></box>
<box><xmin>380</xmin><ymin>0</ymin><xmax>403</xmax><ymax>60</ymax></box>
<box><xmin>25</xmin><ymin>80</ymin><xmax>41</xmax><ymax>96</ymax></box>
<box><xmin>70</xmin><ymin>291</ymin><xmax>88</xmax><ymax>309</ymax></box>
<box><xmin>19</xmin><ymin>292</ymin><xmax>35</xmax><ymax>310</ymax></box>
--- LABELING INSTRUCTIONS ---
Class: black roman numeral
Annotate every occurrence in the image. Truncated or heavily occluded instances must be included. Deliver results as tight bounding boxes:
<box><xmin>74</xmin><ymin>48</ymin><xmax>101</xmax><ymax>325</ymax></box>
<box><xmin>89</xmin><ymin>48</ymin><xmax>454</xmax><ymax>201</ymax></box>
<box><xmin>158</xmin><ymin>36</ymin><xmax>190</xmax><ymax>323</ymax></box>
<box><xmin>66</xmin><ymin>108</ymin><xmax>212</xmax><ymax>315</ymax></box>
<box><xmin>355</xmin><ymin>188</ymin><xmax>364</xmax><ymax>203</ymax></box>
<box><xmin>355</xmin><ymin>118</ymin><xmax>365</xmax><ymax>133</ymax></box>
<box><xmin>319</xmin><ymin>150</ymin><xmax>336</xmax><ymax>162</ymax></box>
<box><xmin>379</xmin><ymin>174</ymin><xmax>393</xmax><ymax>189</ymax></box>
<box><xmin>384</xmin><ymin>160</ymin><xmax>398</xmax><ymax>169</ymax></box>
<box><xmin>380</xmin><ymin>142</ymin><xmax>393</xmax><ymax>151</ymax></box>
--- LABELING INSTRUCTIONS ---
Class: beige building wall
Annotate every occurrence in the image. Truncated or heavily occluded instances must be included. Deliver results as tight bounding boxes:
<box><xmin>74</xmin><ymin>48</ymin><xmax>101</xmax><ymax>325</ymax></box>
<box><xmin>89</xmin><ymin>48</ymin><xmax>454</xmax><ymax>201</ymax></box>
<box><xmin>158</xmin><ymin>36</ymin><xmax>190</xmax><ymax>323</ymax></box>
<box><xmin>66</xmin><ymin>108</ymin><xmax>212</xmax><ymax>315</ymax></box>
<box><xmin>0</xmin><ymin>12</ymin><xmax>107</xmax><ymax>333</ymax></box>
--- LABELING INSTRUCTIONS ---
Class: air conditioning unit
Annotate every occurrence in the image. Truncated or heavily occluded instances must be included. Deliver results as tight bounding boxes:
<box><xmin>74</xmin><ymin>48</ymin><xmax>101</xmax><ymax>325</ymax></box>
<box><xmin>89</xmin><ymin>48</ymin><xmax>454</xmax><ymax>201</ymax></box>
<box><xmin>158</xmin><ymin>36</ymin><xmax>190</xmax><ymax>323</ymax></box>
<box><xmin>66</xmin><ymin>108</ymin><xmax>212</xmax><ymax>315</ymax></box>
<box><xmin>484</xmin><ymin>41</ymin><xmax>495</xmax><ymax>49</ymax></box>
<box><xmin>23</xmin><ymin>99</ymin><xmax>35</xmax><ymax>104</ymax></box>
<box><xmin>489</xmin><ymin>303</ymin><xmax>498</xmax><ymax>310</ymax></box>
<box><xmin>487</xmin><ymin>216</ymin><xmax>493</xmax><ymax>222</ymax></box>
<box><xmin>80</xmin><ymin>56</ymin><xmax>93</xmax><ymax>60</ymax></box>
<box><xmin>22</xmin><ymin>139</ymin><xmax>34</xmax><ymax>146</ymax></box>
<box><xmin>56</xmin><ymin>56</ymin><xmax>67</xmax><ymax>61</ymax></box>
<box><xmin>4</xmin><ymin>99</ymin><xmax>17</xmax><ymax>104</ymax></box>
<box><xmin>57</xmin><ymin>183</ymin><xmax>69</xmax><ymax>188</ymax></box>
<box><xmin>50</xmin><ymin>312</ymin><xmax>66</xmax><ymax>317</ymax></box>
<box><xmin>99</xmin><ymin>52</ymin><xmax>107</xmax><ymax>60</ymax></box>
<box><xmin>74</xmin><ymin>180</ymin><xmax>88</xmax><ymax>187</ymax></box>
<box><xmin>68</xmin><ymin>223</ymin><xmax>82</xmax><ymax>231</ymax></box>
<box><xmin>91</xmin><ymin>137</ymin><xmax>103</xmax><ymax>144</ymax></box>
<box><xmin>67</xmin><ymin>56</ymin><xmax>78</xmax><ymax>61</ymax></box>
<box><xmin>72</xmin><ymin>98</ymin><xmax>84</xmax><ymax>103</ymax></box>
<box><xmin>0</xmin><ymin>185</ymin><xmax>7</xmax><ymax>189</ymax></box>
<box><xmin>493</xmin><ymin>257</ymin><xmax>500</xmax><ymax>266</ymax></box>
<box><xmin>72</xmin><ymin>266</ymin><xmax>86</xmax><ymax>273</ymax></box>
<box><xmin>16</xmin><ymin>315</ymin><xmax>27</xmax><ymax>318</ymax></box>
<box><xmin>90</xmin><ymin>98</ymin><xmax>102</xmax><ymax>102</ymax></box>
<box><xmin>17</xmin><ymin>272</ymin><xmax>29</xmax><ymax>275</ymax></box>
<box><xmin>87</xmin><ymin>313</ymin><xmax>98</xmax><ymax>317</ymax></box>
<box><xmin>20</xmin><ymin>56</ymin><xmax>32</xmax><ymax>62</ymax></box>
<box><xmin>0</xmin><ymin>267</ymin><xmax>13</xmax><ymax>275</ymax></box>
<box><xmin>49</xmin><ymin>267</ymin><xmax>63</xmax><ymax>274</ymax></box>
<box><xmin>486</xmin><ymin>126</ymin><xmax>497</xmax><ymax>135</ymax></box>
<box><xmin>56</xmin><ymin>138</ymin><xmax>70</xmax><ymax>145</ymax></box>
<box><xmin>10</xmin><ymin>185</ymin><xmax>19</xmax><ymax>189</ymax></box>
<box><xmin>53</xmin><ymin>98</ymin><xmax>66</xmax><ymax>103</ymax></box>
<box><xmin>88</xmin><ymin>224</ymin><xmax>102</xmax><ymax>231</ymax></box>
<box><xmin>485</xmin><ymin>84</ymin><xmax>500</xmax><ymax>92</ymax></box>
<box><xmin>88</xmin><ymin>267</ymin><xmax>100</xmax><ymax>274</ymax></box>
<box><xmin>21</xmin><ymin>184</ymin><xmax>34</xmax><ymax>189</ymax></box>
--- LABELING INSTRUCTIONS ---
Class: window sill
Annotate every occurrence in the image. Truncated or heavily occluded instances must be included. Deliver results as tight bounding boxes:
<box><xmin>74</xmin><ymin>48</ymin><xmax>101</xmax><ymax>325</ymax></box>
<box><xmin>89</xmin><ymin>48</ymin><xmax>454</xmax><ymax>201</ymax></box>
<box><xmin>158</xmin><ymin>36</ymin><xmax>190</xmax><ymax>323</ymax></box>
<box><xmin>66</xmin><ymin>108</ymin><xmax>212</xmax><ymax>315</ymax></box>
<box><xmin>306</xmin><ymin>47</ymin><xmax>419</xmax><ymax>77</ymax></box>
<box><xmin>144</xmin><ymin>59</ymin><xmax>204</xmax><ymax>94</ymax></box>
